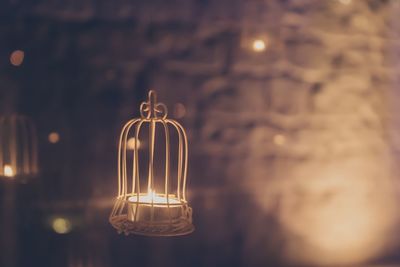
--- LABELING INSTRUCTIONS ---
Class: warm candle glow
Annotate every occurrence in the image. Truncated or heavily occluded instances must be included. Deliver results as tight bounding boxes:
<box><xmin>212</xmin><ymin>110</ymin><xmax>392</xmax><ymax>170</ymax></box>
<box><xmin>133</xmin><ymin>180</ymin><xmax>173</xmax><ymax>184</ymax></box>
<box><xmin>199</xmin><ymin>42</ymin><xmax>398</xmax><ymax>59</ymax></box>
<box><xmin>4</xmin><ymin>165</ymin><xmax>14</xmax><ymax>177</ymax></box>
<box><xmin>128</xmin><ymin>189</ymin><xmax>180</xmax><ymax>204</ymax></box>
<box><xmin>252</xmin><ymin>39</ymin><xmax>266</xmax><ymax>52</ymax></box>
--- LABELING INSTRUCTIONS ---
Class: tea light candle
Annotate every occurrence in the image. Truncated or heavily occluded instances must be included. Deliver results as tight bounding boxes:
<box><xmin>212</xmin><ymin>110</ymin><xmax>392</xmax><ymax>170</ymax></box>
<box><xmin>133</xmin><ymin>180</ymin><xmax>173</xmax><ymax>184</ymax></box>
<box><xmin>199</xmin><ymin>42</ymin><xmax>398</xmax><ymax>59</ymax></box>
<box><xmin>128</xmin><ymin>190</ymin><xmax>180</xmax><ymax>204</ymax></box>
<box><xmin>127</xmin><ymin>190</ymin><xmax>183</xmax><ymax>222</ymax></box>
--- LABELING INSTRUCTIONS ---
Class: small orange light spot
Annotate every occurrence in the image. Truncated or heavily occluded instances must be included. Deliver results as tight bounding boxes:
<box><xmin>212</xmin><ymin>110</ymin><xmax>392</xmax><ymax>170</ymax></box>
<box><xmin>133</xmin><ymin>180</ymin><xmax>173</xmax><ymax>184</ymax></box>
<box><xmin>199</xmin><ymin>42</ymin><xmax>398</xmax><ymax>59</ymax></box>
<box><xmin>252</xmin><ymin>39</ymin><xmax>267</xmax><ymax>52</ymax></box>
<box><xmin>174</xmin><ymin>103</ymin><xmax>186</xmax><ymax>119</ymax></box>
<box><xmin>273</xmin><ymin>134</ymin><xmax>286</xmax><ymax>146</ymax></box>
<box><xmin>127</xmin><ymin>137</ymin><xmax>141</xmax><ymax>150</ymax></box>
<box><xmin>48</xmin><ymin>132</ymin><xmax>60</xmax><ymax>144</ymax></box>
<box><xmin>10</xmin><ymin>50</ymin><xmax>24</xmax><ymax>66</ymax></box>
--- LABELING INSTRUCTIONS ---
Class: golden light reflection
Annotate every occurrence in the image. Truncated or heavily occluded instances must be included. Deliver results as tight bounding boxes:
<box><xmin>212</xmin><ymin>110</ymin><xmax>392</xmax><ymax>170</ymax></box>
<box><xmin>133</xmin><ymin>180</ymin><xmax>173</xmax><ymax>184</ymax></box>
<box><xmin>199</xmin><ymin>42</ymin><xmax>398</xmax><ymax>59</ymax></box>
<box><xmin>252</xmin><ymin>39</ymin><xmax>267</xmax><ymax>52</ymax></box>
<box><xmin>52</xmin><ymin>217</ymin><xmax>72</xmax><ymax>234</ymax></box>
<box><xmin>3</xmin><ymin>165</ymin><xmax>14</xmax><ymax>177</ymax></box>
<box><xmin>48</xmin><ymin>132</ymin><xmax>60</xmax><ymax>144</ymax></box>
<box><xmin>10</xmin><ymin>50</ymin><xmax>24</xmax><ymax>66</ymax></box>
<box><xmin>127</xmin><ymin>137</ymin><xmax>141</xmax><ymax>150</ymax></box>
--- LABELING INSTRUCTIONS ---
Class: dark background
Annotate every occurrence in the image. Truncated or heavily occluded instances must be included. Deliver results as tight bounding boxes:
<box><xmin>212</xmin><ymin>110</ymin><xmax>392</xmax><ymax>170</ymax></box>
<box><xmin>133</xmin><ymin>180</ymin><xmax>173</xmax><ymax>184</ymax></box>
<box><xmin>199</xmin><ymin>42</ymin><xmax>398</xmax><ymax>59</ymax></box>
<box><xmin>1</xmin><ymin>0</ymin><xmax>400</xmax><ymax>266</ymax></box>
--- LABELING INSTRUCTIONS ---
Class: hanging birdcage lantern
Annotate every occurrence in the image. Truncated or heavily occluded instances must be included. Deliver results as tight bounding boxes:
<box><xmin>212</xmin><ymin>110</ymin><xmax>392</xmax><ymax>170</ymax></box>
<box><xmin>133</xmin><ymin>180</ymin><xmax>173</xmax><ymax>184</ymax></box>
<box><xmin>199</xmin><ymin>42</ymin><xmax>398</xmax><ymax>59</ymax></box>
<box><xmin>110</xmin><ymin>90</ymin><xmax>194</xmax><ymax>236</ymax></box>
<box><xmin>0</xmin><ymin>114</ymin><xmax>39</xmax><ymax>180</ymax></box>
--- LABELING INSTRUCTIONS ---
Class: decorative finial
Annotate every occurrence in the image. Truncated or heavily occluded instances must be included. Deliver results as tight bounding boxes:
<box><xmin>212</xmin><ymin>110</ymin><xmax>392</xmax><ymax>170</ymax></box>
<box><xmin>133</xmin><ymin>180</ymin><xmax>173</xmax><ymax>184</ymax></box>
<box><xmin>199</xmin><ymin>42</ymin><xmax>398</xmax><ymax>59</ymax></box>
<box><xmin>140</xmin><ymin>90</ymin><xmax>168</xmax><ymax>119</ymax></box>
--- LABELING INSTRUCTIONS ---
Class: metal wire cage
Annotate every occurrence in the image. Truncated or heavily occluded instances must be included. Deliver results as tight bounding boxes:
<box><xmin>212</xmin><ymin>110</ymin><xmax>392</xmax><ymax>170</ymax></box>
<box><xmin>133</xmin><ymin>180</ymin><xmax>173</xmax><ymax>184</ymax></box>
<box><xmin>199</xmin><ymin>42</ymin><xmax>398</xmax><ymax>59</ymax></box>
<box><xmin>0</xmin><ymin>114</ymin><xmax>38</xmax><ymax>180</ymax></box>
<box><xmin>110</xmin><ymin>90</ymin><xmax>194</xmax><ymax>236</ymax></box>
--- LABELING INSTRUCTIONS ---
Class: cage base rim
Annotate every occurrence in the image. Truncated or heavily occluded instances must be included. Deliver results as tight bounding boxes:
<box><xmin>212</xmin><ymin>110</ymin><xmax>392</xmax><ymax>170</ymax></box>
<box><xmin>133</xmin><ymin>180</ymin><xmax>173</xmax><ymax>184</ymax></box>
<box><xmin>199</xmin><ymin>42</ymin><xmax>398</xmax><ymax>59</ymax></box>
<box><xmin>110</xmin><ymin>215</ymin><xmax>194</xmax><ymax>237</ymax></box>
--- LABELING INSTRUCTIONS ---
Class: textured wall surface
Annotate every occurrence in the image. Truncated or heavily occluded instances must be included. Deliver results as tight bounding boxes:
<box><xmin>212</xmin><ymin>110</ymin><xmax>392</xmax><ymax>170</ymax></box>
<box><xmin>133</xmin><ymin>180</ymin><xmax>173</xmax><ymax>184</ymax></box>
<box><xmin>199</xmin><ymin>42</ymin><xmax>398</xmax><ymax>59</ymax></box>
<box><xmin>1</xmin><ymin>0</ymin><xmax>400</xmax><ymax>266</ymax></box>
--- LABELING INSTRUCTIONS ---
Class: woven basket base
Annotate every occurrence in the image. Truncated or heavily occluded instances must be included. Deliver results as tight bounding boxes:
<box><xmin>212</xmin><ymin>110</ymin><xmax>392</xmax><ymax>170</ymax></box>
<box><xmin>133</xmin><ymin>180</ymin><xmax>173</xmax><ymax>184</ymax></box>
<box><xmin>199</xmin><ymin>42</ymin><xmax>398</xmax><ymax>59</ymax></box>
<box><xmin>110</xmin><ymin>215</ymin><xmax>194</xmax><ymax>237</ymax></box>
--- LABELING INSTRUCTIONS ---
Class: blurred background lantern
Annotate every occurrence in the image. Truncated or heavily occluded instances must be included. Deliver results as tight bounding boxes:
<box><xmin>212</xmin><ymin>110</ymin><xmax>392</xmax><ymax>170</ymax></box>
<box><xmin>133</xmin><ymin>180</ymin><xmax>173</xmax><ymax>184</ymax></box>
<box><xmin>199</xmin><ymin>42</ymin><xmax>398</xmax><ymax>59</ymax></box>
<box><xmin>0</xmin><ymin>114</ymin><xmax>38</xmax><ymax>181</ymax></box>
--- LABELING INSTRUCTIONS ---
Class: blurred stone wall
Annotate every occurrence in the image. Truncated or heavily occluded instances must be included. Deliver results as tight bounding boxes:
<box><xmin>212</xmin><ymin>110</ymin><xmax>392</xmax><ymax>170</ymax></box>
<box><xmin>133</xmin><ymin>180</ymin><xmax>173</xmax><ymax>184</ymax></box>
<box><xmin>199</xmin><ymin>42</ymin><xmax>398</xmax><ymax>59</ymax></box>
<box><xmin>1</xmin><ymin>0</ymin><xmax>400</xmax><ymax>266</ymax></box>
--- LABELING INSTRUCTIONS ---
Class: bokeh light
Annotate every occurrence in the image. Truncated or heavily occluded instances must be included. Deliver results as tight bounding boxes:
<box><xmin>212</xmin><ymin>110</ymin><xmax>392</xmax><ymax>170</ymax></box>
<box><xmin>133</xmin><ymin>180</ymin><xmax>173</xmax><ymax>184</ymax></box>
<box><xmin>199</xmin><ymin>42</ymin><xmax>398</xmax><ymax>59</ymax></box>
<box><xmin>48</xmin><ymin>132</ymin><xmax>60</xmax><ymax>144</ymax></box>
<box><xmin>252</xmin><ymin>39</ymin><xmax>266</xmax><ymax>52</ymax></box>
<box><xmin>3</xmin><ymin>165</ymin><xmax>14</xmax><ymax>177</ymax></box>
<box><xmin>10</xmin><ymin>50</ymin><xmax>24</xmax><ymax>66</ymax></box>
<box><xmin>52</xmin><ymin>217</ymin><xmax>72</xmax><ymax>234</ymax></box>
<box><xmin>127</xmin><ymin>137</ymin><xmax>141</xmax><ymax>150</ymax></box>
